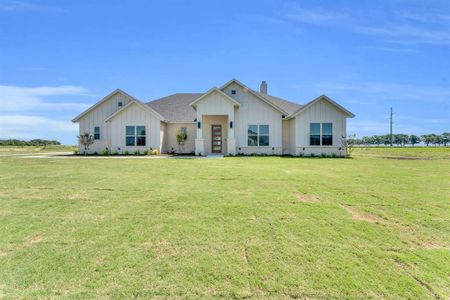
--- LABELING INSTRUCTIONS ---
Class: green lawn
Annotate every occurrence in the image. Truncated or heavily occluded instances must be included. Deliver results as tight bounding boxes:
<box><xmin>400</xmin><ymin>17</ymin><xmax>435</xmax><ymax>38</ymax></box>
<box><xmin>354</xmin><ymin>146</ymin><xmax>450</xmax><ymax>159</ymax></box>
<box><xmin>0</xmin><ymin>150</ymin><xmax>449</xmax><ymax>298</ymax></box>
<box><xmin>0</xmin><ymin>145</ymin><xmax>77</xmax><ymax>155</ymax></box>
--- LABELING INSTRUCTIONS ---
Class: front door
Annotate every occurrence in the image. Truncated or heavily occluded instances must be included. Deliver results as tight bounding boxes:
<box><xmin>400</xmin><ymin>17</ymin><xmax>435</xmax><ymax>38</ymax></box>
<box><xmin>211</xmin><ymin>125</ymin><xmax>222</xmax><ymax>153</ymax></box>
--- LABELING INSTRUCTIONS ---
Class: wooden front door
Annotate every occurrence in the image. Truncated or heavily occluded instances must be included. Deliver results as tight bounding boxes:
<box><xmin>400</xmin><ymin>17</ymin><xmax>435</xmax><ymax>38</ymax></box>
<box><xmin>211</xmin><ymin>125</ymin><xmax>222</xmax><ymax>153</ymax></box>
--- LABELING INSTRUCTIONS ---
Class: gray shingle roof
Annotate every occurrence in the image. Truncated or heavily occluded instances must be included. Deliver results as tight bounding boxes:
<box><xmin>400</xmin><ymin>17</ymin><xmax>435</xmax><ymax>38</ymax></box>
<box><xmin>253</xmin><ymin>91</ymin><xmax>303</xmax><ymax>115</ymax></box>
<box><xmin>146</xmin><ymin>91</ymin><xmax>303</xmax><ymax>122</ymax></box>
<box><xmin>147</xmin><ymin>93</ymin><xmax>202</xmax><ymax>122</ymax></box>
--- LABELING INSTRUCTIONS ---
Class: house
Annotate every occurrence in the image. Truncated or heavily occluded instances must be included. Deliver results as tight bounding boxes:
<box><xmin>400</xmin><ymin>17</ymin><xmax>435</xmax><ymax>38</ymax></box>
<box><xmin>72</xmin><ymin>79</ymin><xmax>354</xmax><ymax>156</ymax></box>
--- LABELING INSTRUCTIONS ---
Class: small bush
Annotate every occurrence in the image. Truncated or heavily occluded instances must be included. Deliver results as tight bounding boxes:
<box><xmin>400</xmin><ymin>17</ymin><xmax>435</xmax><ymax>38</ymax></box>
<box><xmin>321</xmin><ymin>153</ymin><xmax>327</xmax><ymax>158</ymax></box>
<box><xmin>331</xmin><ymin>152</ymin><xmax>337</xmax><ymax>158</ymax></box>
<box><xmin>93</xmin><ymin>151</ymin><xmax>98</xmax><ymax>156</ymax></box>
<box><xmin>124</xmin><ymin>150</ymin><xmax>129</xmax><ymax>155</ymax></box>
<box><xmin>73</xmin><ymin>149</ymin><xmax>79</xmax><ymax>155</ymax></box>
<box><xmin>103</xmin><ymin>149</ymin><xmax>110</xmax><ymax>156</ymax></box>
<box><xmin>112</xmin><ymin>151</ymin><xmax>119</xmax><ymax>155</ymax></box>
<box><xmin>298</xmin><ymin>152</ymin><xmax>304</xmax><ymax>157</ymax></box>
<box><xmin>310</xmin><ymin>153</ymin><xmax>315</xmax><ymax>157</ymax></box>
<box><xmin>143</xmin><ymin>149</ymin><xmax>149</xmax><ymax>155</ymax></box>
<box><xmin>133</xmin><ymin>150</ymin><xmax>140</xmax><ymax>155</ymax></box>
<box><xmin>152</xmin><ymin>149</ymin><xmax>159</xmax><ymax>155</ymax></box>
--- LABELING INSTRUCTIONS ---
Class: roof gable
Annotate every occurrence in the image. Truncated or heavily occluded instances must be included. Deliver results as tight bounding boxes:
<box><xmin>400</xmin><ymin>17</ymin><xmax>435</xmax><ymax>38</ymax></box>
<box><xmin>219</xmin><ymin>79</ymin><xmax>289</xmax><ymax>115</ymax></box>
<box><xmin>104</xmin><ymin>99</ymin><xmax>166</xmax><ymax>122</ymax></box>
<box><xmin>72</xmin><ymin>89</ymin><xmax>135</xmax><ymax>122</ymax></box>
<box><xmin>288</xmin><ymin>95</ymin><xmax>355</xmax><ymax>119</ymax></box>
<box><xmin>190</xmin><ymin>87</ymin><xmax>240</xmax><ymax>108</ymax></box>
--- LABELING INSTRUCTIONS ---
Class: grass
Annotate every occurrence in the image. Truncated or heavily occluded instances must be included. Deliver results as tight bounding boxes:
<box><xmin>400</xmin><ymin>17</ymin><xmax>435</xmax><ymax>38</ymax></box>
<box><xmin>0</xmin><ymin>145</ymin><xmax>77</xmax><ymax>155</ymax></box>
<box><xmin>354</xmin><ymin>146</ymin><xmax>450</xmax><ymax>159</ymax></box>
<box><xmin>0</xmin><ymin>148</ymin><xmax>449</xmax><ymax>298</ymax></box>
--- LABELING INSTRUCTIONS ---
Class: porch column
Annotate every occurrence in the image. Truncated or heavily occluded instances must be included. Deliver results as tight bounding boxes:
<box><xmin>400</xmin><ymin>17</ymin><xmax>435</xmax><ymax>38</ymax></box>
<box><xmin>194</xmin><ymin>114</ymin><xmax>204</xmax><ymax>155</ymax></box>
<box><xmin>227</xmin><ymin>111</ymin><xmax>236</xmax><ymax>155</ymax></box>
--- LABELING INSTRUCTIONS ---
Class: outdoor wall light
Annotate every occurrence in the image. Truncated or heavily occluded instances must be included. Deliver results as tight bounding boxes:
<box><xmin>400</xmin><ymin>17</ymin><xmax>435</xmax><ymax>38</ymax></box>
<box><xmin>303</xmin><ymin>147</ymin><xmax>305</xmax><ymax>151</ymax></box>
<box><xmin>229</xmin><ymin>121</ymin><xmax>233</xmax><ymax>128</ymax></box>
<box><xmin>197</xmin><ymin>121</ymin><xmax>201</xmax><ymax>129</ymax></box>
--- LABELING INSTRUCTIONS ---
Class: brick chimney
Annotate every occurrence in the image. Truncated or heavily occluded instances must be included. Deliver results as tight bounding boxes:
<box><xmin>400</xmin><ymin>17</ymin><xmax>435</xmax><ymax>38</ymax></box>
<box><xmin>260</xmin><ymin>81</ymin><xmax>268</xmax><ymax>94</ymax></box>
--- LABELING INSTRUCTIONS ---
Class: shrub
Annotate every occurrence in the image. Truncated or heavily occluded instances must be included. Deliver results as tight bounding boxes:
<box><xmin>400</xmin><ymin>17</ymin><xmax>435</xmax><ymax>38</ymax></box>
<box><xmin>133</xmin><ymin>150</ymin><xmax>140</xmax><ymax>155</ymax></box>
<box><xmin>152</xmin><ymin>149</ymin><xmax>159</xmax><ymax>155</ymax></box>
<box><xmin>112</xmin><ymin>151</ymin><xmax>119</xmax><ymax>156</ymax></box>
<box><xmin>310</xmin><ymin>153</ymin><xmax>315</xmax><ymax>157</ymax></box>
<box><xmin>93</xmin><ymin>151</ymin><xmax>98</xmax><ymax>156</ymax></box>
<box><xmin>103</xmin><ymin>149</ymin><xmax>110</xmax><ymax>156</ymax></box>
<box><xmin>73</xmin><ymin>149</ymin><xmax>79</xmax><ymax>155</ymax></box>
<box><xmin>331</xmin><ymin>152</ymin><xmax>337</xmax><ymax>158</ymax></box>
<box><xmin>124</xmin><ymin>150</ymin><xmax>129</xmax><ymax>155</ymax></box>
<box><xmin>298</xmin><ymin>152</ymin><xmax>304</xmax><ymax>157</ymax></box>
<box><xmin>143</xmin><ymin>149</ymin><xmax>149</xmax><ymax>155</ymax></box>
<box><xmin>321</xmin><ymin>152</ymin><xmax>327</xmax><ymax>158</ymax></box>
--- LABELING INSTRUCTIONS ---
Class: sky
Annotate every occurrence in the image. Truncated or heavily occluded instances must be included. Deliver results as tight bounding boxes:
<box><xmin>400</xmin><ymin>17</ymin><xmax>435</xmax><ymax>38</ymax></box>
<box><xmin>0</xmin><ymin>0</ymin><xmax>449</xmax><ymax>144</ymax></box>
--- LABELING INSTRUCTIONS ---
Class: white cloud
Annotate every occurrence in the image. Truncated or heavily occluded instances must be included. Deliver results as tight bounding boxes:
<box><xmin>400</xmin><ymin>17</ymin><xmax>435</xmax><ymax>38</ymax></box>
<box><xmin>284</xmin><ymin>9</ymin><xmax>344</xmax><ymax>25</ymax></box>
<box><xmin>0</xmin><ymin>115</ymin><xmax>77</xmax><ymax>140</ymax></box>
<box><xmin>0</xmin><ymin>1</ymin><xmax>65</xmax><ymax>13</ymax></box>
<box><xmin>315</xmin><ymin>82</ymin><xmax>450</xmax><ymax>104</ymax></box>
<box><xmin>356</xmin><ymin>24</ymin><xmax>450</xmax><ymax>45</ymax></box>
<box><xmin>0</xmin><ymin>85</ymin><xmax>90</xmax><ymax>112</ymax></box>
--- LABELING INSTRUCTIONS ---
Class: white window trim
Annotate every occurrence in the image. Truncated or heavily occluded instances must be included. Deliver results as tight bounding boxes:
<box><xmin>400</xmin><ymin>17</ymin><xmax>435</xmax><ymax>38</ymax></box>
<box><xmin>94</xmin><ymin>126</ymin><xmax>100</xmax><ymax>140</ymax></box>
<box><xmin>247</xmin><ymin>124</ymin><xmax>270</xmax><ymax>147</ymax></box>
<box><xmin>125</xmin><ymin>125</ymin><xmax>146</xmax><ymax>146</ymax></box>
<box><xmin>309</xmin><ymin>122</ymin><xmax>333</xmax><ymax>146</ymax></box>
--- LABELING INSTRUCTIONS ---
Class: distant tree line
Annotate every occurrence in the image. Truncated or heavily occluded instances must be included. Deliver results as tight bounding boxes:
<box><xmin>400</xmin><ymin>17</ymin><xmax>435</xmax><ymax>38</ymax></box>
<box><xmin>355</xmin><ymin>133</ymin><xmax>449</xmax><ymax>147</ymax></box>
<box><xmin>0</xmin><ymin>139</ymin><xmax>61</xmax><ymax>146</ymax></box>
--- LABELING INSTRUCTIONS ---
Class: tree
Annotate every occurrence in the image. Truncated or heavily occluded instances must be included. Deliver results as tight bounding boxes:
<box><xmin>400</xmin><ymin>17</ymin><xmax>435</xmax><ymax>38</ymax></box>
<box><xmin>77</xmin><ymin>133</ymin><xmax>94</xmax><ymax>155</ymax></box>
<box><xmin>341</xmin><ymin>134</ymin><xmax>357</xmax><ymax>157</ymax></box>
<box><xmin>441</xmin><ymin>132</ymin><xmax>450</xmax><ymax>146</ymax></box>
<box><xmin>409</xmin><ymin>135</ymin><xmax>421</xmax><ymax>147</ymax></box>
<box><xmin>176</xmin><ymin>128</ymin><xmax>188</xmax><ymax>153</ymax></box>
<box><xmin>421</xmin><ymin>134</ymin><xmax>433</xmax><ymax>146</ymax></box>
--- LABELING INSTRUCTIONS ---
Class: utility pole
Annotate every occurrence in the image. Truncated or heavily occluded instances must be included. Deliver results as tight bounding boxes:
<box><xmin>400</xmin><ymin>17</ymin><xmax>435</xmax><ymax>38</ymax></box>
<box><xmin>389</xmin><ymin>107</ymin><xmax>393</xmax><ymax>147</ymax></box>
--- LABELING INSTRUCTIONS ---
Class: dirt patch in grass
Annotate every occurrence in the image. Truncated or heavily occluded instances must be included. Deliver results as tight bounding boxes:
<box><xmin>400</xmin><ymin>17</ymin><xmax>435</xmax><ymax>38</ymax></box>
<box><xmin>293</xmin><ymin>192</ymin><xmax>320</xmax><ymax>203</ymax></box>
<box><xmin>342</xmin><ymin>205</ymin><xmax>385</xmax><ymax>223</ymax></box>
<box><xmin>26</xmin><ymin>236</ymin><xmax>44</xmax><ymax>246</ymax></box>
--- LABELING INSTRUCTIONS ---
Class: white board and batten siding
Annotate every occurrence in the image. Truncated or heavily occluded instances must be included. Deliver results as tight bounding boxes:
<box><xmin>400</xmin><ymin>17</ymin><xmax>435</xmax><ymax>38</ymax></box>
<box><xmin>222</xmin><ymin>82</ymin><xmax>283</xmax><ymax>154</ymax></box>
<box><xmin>109</xmin><ymin>103</ymin><xmax>161</xmax><ymax>152</ymax></box>
<box><xmin>163</xmin><ymin>123</ymin><xmax>196</xmax><ymax>154</ymax></box>
<box><xmin>295</xmin><ymin>98</ymin><xmax>347</xmax><ymax>155</ymax></box>
<box><xmin>77</xmin><ymin>92</ymin><xmax>133</xmax><ymax>153</ymax></box>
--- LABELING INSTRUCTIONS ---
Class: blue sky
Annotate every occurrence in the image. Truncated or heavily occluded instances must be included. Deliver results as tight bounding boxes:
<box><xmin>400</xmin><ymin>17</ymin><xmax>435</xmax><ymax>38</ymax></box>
<box><xmin>0</xmin><ymin>0</ymin><xmax>449</xmax><ymax>144</ymax></box>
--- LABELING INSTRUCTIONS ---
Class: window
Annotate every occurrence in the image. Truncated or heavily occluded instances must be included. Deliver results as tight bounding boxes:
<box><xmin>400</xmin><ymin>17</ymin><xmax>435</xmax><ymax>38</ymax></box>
<box><xmin>248</xmin><ymin>125</ymin><xmax>258</xmax><ymax>146</ymax></box>
<box><xmin>231</xmin><ymin>90</ymin><xmax>236</xmax><ymax>95</ymax></box>
<box><xmin>309</xmin><ymin>123</ymin><xmax>333</xmax><ymax>146</ymax></box>
<box><xmin>322</xmin><ymin>123</ymin><xmax>333</xmax><ymax>146</ymax></box>
<box><xmin>118</xmin><ymin>101</ymin><xmax>123</xmax><ymax>107</ymax></box>
<box><xmin>259</xmin><ymin>125</ymin><xmax>269</xmax><ymax>146</ymax></box>
<box><xmin>309</xmin><ymin>123</ymin><xmax>321</xmax><ymax>145</ymax></box>
<box><xmin>94</xmin><ymin>126</ymin><xmax>100</xmax><ymax>140</ymax></box>
<box><xmin>248</xmin><ymin>125</ymin><xmax>270</xmax><ymax>146</ymax></box>
<box><xmin>136</xmin><ymin>126</ymin><xmax>146</xmax><ymax>146</ymax></box>
<box><xmin>125</xmin><ymin>126</ymin><xmax>146</xmax><ymax>146</ymax></box>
